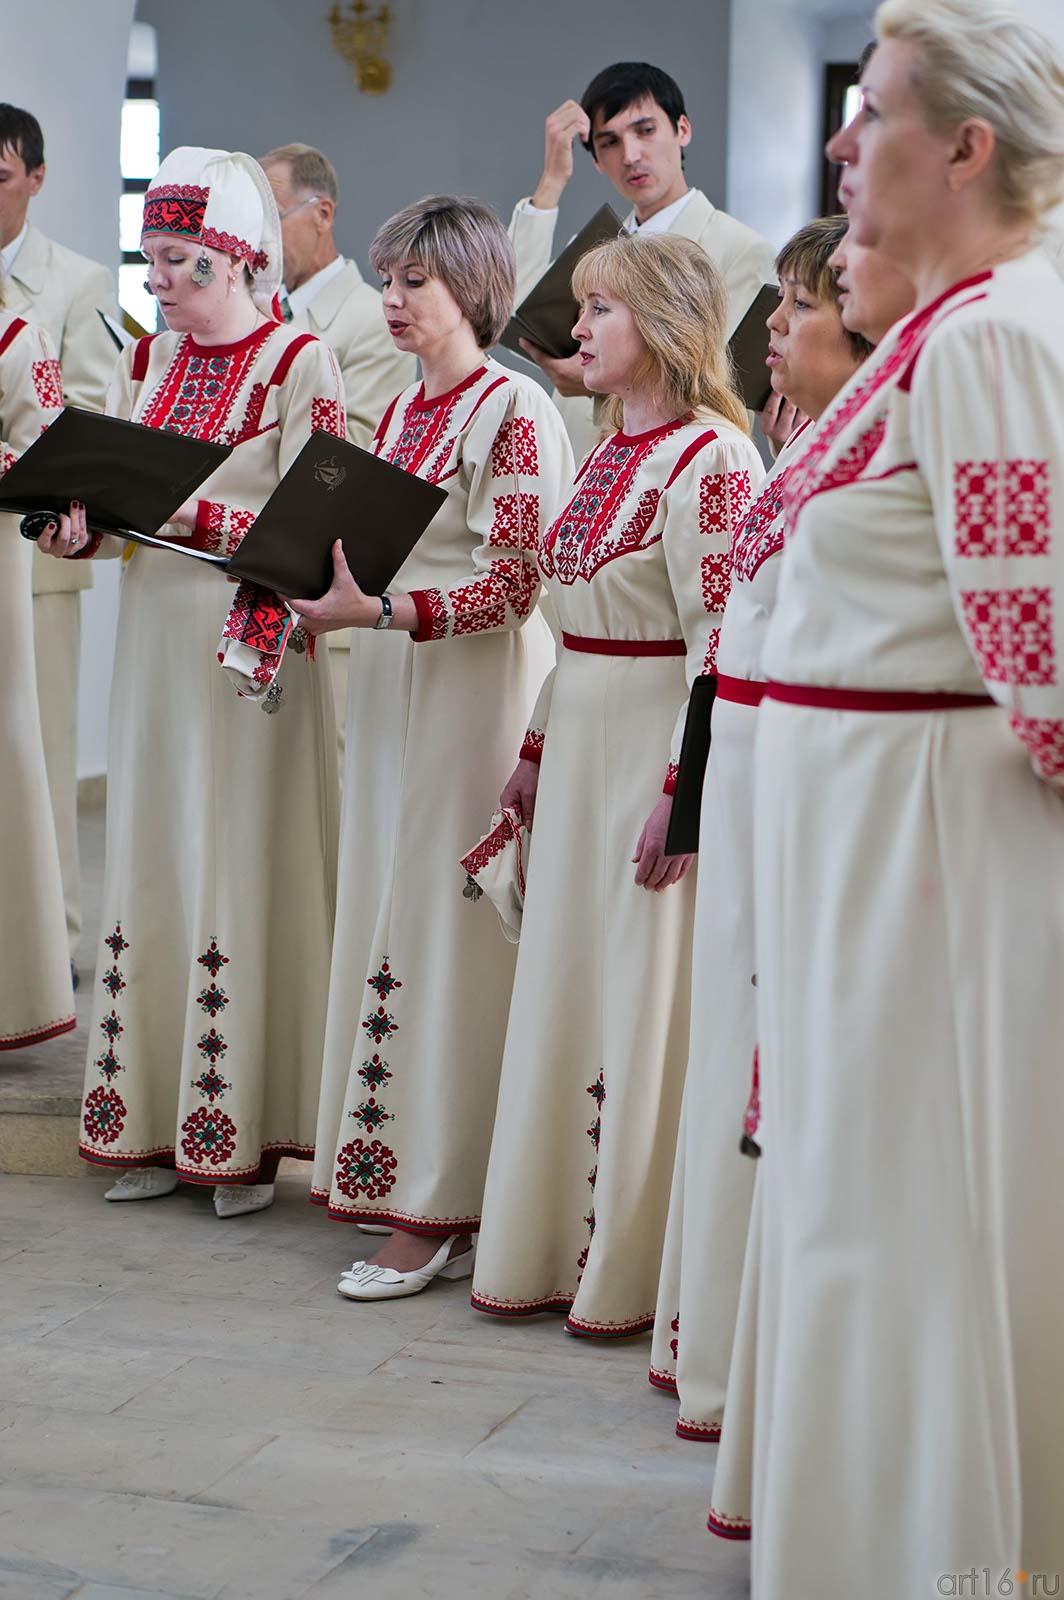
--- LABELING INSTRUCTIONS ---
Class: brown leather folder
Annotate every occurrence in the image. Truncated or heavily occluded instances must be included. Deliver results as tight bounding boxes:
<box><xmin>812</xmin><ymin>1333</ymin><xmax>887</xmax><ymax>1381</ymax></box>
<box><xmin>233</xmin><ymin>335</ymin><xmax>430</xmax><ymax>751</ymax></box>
<box><xmin>664</xmin><ymin>673</ymin><xmax>718</xmax><ymax>855</ymax></box>
<box><xmin>499</xmin><ymin>204</ymin><xmax>624</xmax><ymax>361</ymax></box>
<box><xmin>728</xmin><ymin>283</ymin><xmax>779</xmax><ymax>413</ymax></box>
<box><xmin>225</xmin><ymin>431</ymin><xmax>447</xmax><ymax>600</ymax></box>
<box><xmin>1</xmin><ymin>405</ymin><xmax>231</xmax><ymax>540</ymax></box>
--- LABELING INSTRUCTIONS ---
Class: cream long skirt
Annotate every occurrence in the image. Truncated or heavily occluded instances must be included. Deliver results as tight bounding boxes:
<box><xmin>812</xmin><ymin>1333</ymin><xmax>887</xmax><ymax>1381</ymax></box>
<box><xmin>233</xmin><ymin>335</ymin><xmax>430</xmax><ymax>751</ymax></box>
<box><xmin>472</xmin><ymin>649</ymin><xmax>695</xmax><ymax>1336</ymax></box>
<box><xmin>748</xmin><ymin>699</ymin><xmax>1064</xmax><ymax>1597</ymax></box>
<box><xmin>649</xmin><ymin>698</ymin><xmax>758</xmax><ymax>1435</ymax></box>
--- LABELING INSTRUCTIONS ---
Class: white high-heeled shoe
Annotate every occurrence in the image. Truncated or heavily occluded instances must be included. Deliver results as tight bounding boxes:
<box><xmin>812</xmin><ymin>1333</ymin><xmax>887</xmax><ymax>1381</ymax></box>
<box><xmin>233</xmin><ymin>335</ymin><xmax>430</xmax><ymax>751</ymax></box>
<box><xmin>336</xmin><ymin>1234</ymin><xmax>475</xmax><ymax>1301</ymax></box>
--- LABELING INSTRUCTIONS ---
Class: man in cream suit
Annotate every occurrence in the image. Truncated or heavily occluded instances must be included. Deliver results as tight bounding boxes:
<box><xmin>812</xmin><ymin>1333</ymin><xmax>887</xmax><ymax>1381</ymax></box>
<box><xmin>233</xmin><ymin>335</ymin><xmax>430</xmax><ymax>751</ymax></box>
<box><xmin>261</xmin><ymin>143</ymin><xmax>415</xmax><ymax>738</ymax></box>
<box><xmin>509</xmin><ymin>63</ymin><xmax>775</xmax><ymax>461</ymax></box>
<box><xmin>0</xmin><ymin>104</ymin><xmax>119</xmax><ymax>978</ymax></box>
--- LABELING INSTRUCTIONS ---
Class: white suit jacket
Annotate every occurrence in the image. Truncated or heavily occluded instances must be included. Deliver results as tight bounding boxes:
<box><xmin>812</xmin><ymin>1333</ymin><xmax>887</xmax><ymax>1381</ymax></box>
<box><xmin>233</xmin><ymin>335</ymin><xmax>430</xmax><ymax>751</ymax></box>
<box><xmin>4</xmin><ymin>225</ymin><xmax>119</xmax><ymax>594</ymax></box>
<box><xmin>508</xmin><ymin>189</ymin><xmax>776</xmax><ymax>462</ymax></box>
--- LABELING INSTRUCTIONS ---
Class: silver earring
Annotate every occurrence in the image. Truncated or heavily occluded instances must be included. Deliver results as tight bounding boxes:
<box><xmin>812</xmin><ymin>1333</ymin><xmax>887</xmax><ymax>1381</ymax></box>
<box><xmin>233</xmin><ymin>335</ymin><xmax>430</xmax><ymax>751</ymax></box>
<box><xmin>191</xmin><ymin>254</ymin><xmax>215</xmax><ymax>286</ymax></box>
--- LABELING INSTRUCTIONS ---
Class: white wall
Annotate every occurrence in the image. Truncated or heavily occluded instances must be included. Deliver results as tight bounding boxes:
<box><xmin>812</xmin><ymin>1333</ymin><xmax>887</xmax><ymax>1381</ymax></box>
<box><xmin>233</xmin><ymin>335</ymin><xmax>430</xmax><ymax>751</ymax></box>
<box><xmin>726</xmin><ymin>1</ymin><xmax>873</xmax><ymax>251</ymax></box>
<box><xmin>1</xmin><ymin>0</ymin><xmax>134</xmax><ymax>779</ymax></box>
<box><xmin>136</xmin><ymin>0</ymin><xmax>733</xmax><ymax>271</ymax></box>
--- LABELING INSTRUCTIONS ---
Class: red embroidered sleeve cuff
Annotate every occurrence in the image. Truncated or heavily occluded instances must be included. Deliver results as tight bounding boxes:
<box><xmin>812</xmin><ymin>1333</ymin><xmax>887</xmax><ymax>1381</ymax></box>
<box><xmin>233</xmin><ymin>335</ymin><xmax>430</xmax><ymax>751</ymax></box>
<box><xmin>193</xmin><ymin>499</ymin><xmax>255</xmax><ymax>556</ymax></box>
<box><xmin>662</xmin><ymin>762</ymin><xmax>679</xmax><ymax>796</ymax></box>
<box><xmin>409</xmin><ymin>587</ymin><xmax>449</xmax><ymax>643</ymax></box>
<box><xmin>69</xmin><ymin>532</ymin><xmax>103</xmax><ymax>560</ymax></box>
<box><xmin>520</xmin><ymin>729</ymin><xmax>545</xmax><ymax>764</ymax></box>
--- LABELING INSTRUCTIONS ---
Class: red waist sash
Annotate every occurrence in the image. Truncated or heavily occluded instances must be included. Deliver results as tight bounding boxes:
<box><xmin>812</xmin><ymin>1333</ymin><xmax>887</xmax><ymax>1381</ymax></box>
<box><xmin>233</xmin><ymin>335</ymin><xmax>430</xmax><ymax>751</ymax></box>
<box><xmin>716</xmin><ymin>674</ymin><xmax>769</xmax><ymax>707</ymax></box>
<box><xmin>562</xmin><ymin>632</ymin><xmax>686</xmax><ymax>657</ymax></box>
<box><xmin>764</xmin><ymin>681</ymin><xmax>994</xmax><ymax>712</ymax></box>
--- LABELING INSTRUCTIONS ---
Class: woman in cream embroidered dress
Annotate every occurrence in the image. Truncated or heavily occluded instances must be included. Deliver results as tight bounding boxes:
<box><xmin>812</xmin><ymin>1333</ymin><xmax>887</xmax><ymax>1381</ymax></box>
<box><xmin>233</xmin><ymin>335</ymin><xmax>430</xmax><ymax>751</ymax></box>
<box><xmin>708</xmin><ymin>225</ymin><xmax>915</xmax><ymax>1540</ymax></box>
<box><xmin>648</xmin><ymin>216</ymin><xmax>874</xmax><ymax>1442</ymax></box>
<box><xmin>745</xmin><ymin>10</ymin><xmax>1064</xmax><ymax>1593</ymax></box>
<box><xmin>297</xmin><ymin>198</ymin><xmax>572</xmax><ymax>1300</ymax></box>
<box><xmin>0</xmin><ymin>309</ymin><xmax>73</xmax><ymax>1050</ymax></box>
<box><xmin>471</xmin><ymin>235</ymin><xmax>764</xmax><ymax>1337</ymax></box>
<box><xmin>41</xmin><ymin>148</ymin><xmax>344</xmax><ymax>1218</ymax></box>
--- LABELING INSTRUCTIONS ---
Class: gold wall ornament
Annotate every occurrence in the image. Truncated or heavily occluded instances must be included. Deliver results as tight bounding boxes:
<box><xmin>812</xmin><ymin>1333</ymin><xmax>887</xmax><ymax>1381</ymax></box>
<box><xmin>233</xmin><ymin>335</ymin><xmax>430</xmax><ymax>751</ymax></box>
<box><xmin>328</xmin><ymin>1</ymin><xmax>393</xmax><ymax>94</ymax></box>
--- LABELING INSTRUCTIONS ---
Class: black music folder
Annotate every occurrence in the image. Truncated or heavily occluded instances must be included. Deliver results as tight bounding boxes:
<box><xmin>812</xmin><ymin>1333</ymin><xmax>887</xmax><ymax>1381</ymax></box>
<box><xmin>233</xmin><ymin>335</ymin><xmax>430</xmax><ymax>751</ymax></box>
<box><xmin>664</xmin><ymin>674</ymin><xmax>718</xmax><ymax>856</ymax></box>
<box><xmin>728</xmin><ymin>283</ymin><xmax>779</xmax><ymax>413</ymax></box>
<box><xmin>0</xmin><ymin>406</ymin><xmax>231</xmax><ymax>540</ymax></box>
<box><xmin>225</xmin><ymin>432</ymin><xmax>447</xmax><ymax>599</ymax></box>
<box><xmin>499</xmin><ymin>204</ymin><xmax>623</xmax><ymax>361</ymax></box>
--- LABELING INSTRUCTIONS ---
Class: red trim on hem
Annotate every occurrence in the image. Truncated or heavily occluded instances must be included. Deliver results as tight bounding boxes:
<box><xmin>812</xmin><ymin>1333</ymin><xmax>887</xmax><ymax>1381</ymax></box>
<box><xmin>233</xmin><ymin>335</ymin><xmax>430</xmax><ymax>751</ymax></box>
<box><xmin>562</xmin><ymin>632</ymin><xmax>685</xmax><ymax>657</ymax></box>
<box><xmin>707</xmin><ymin>1509</ymin><xmax>752</xmax><ymax>1541</ymax></box>
<box><xmin>471</xmin><ymin>1290</ymin><xmax>574</xmax><ymax>1319</ymax></box>
<box><xmin>663</xmin><ymin>428</ymin><xmax>719</xmax><ymax>489</ymax></box>
<box><xmin>0</xmin><ymin>318</ymin><xmax>28</xmax><ymax>360</ymax></box>
<box><xmin>676</xmin><ymin>1417</ymin><xmax>722</xmax><ymax>1442</ymax></box>
<box><xmin>79</xmin><ymin>1141</ymin><xmax>313</xmax><ymax>1179</ymax></box>
<box><xmin>0</xmin><ymin>1014</ymin><xmax>76</xmax><ymax>1051</ymax></box>
<box><xmin>648</xmin><ymin>1366</ymin><xmax>678</xmax><ymax>1394</ymax></box>
<box><xmin>764</xmin><ymin>681</ymin><xmax>994</xmax><ymax>713</ymax></box>
<box><xmin>716</xmin><ymin>674</ymin><xmax>768</xmax><ymax>706</ymax></box>
<box><xmin>565</xmin><ymin>1312</ymin><xmax>655</xmax><ymax>1340</ymax></box>
<box><xmin>326</xmin><ymin>1205</ymin><xmax>481</xmax><ymax>1236</ymax></box>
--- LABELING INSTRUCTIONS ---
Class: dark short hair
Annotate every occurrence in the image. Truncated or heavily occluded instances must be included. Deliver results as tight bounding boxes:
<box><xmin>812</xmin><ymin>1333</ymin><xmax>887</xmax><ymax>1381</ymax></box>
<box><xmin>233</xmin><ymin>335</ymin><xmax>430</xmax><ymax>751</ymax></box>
<box><xmin>0</xmin><ymin>105</ymin><xmax>44</xmax><ymax>172</ymax></box>
<box><xmin>579</xmin><ymin>63</ymin><xmax>686</xmax><ymax>156</ymax></box>
<box><xmin>775</xmin><ymin>215</ymin><xmax>873</xmax><ymax>360</ymax></box>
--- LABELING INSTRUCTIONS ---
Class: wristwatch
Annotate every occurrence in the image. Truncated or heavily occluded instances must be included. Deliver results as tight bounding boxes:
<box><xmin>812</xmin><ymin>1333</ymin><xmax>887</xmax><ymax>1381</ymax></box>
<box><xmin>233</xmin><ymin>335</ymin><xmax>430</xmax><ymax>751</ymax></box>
<box><xmin>374</xmin><ymin>593</ymin><xmax>394</xmax><ymax>630</ymax></box>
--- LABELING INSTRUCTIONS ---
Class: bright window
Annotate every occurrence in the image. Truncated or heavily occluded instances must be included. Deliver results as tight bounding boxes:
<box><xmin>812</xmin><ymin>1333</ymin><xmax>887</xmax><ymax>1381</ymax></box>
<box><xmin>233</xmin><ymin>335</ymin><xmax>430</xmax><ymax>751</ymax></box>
<box><xmin>117</xmin><ymin>23</ymin><xmax>160</xmax><ymax>333</ymax></box>
<box><xmin>120</xmin><ymin>99</ymin><xmax>159</xmax><ymax>181</ymax></box>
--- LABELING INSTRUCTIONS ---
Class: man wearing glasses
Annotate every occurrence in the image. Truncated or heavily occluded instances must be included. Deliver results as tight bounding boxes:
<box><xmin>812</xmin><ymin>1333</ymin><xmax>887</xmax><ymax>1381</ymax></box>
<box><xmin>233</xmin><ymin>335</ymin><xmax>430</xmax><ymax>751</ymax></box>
<box><xmin>260</xmin><ymin>143</ymin><xmax>414</xmax><ymax>741</ymax></box>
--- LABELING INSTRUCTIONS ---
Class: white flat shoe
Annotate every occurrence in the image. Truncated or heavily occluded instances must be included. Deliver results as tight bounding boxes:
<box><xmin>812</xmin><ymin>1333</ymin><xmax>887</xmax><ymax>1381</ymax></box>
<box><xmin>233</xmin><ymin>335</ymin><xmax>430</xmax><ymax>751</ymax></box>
<box><xmin>356</xmin><ymin>1224</ymin><xmax>392</xmax><ymax>1235</ymax></box>
<box><xmin>213</xmin><ymin>1183</ymin><xmax>275</xmax><ymax>1218</ymax></box>
<box><xmin>104</xmin><ymin>1167</ymin><xmax>179</xmax><ymax>1202</ymax></box>
<box><xmin>336</xmin><ymin>1235</ymin><xmax>475</xmax><ymax>1301</ymax></box>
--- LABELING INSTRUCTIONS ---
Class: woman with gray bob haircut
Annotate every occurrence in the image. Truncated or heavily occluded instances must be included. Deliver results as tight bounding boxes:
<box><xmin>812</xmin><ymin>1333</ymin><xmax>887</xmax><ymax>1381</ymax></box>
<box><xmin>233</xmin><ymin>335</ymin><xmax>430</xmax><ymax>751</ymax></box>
<box><xmin>746</xmin><ymin>3</ymin><xmax>1064</xmax><ymax>1595</ymax></box>
<box><xmin>294</xmin><ymin>195</ymin><xmax>574</xmax><ymax>1300</ymax></box>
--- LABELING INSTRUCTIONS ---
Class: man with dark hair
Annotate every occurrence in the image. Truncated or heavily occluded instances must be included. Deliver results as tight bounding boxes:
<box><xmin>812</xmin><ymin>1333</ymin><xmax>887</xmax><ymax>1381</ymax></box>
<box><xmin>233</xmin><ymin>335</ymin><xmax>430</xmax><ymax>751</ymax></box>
<box><xmin>0</xmin><ymin>104</ymin><xmax>119</xmax><ymax>983</ymax></box>
<box><xmin>260</xmin><ymin>142</ymin><xmax>414</xmax><ymax>744</ymax></box>
<box><xmin>509</xmin><ymin>63</ymin><xmax>774</xmax><ymax>458</ymax></box>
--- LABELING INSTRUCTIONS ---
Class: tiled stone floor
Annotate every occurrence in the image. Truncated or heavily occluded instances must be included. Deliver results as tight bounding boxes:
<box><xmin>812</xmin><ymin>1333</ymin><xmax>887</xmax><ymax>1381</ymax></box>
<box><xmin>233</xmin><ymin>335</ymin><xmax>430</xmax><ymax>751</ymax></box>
<box><xmin>0</xmin><ymin>805</ymin><xmax>751</xmax><ymax>1598</ymax></box>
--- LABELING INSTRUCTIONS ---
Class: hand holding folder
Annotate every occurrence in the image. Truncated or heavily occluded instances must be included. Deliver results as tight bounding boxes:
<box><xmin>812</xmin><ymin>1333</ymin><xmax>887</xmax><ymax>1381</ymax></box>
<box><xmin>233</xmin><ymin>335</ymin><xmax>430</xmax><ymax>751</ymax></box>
<box><xmin>7</xmin><ymin>409</ymin><xmax>446</xmax><ymax>601</ymax></box>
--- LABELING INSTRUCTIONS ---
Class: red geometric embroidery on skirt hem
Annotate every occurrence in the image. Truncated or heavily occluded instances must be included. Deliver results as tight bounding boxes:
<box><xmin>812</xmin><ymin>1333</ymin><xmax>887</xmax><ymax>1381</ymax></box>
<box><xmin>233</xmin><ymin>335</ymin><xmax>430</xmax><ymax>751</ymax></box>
<box><xmin>565</xmin><ymin>1310</ymin><xmax>655</xmax><ymax>1339</ymax></box>
<box><xmin>676</xmin><ymin>1416</ymin><xmax>723</xmax><ymax>1442</ymax></box>
<box><xmin>0</xmin><ymin>1014</ymin><xmax>76</xmax><ymax>1050</ymax></box>
<box><xmin>648</xmin><ymin>1365</ymin><xmax>678</xmax><ymax>1393</ymax></box>
<box><xmin>470</xmin><ymin>1290</ymin><xmax>573</xmax><ymax>1319</ymax></box>
<box><xmin>325</xmin><ymin>1204</ymin><xmax>481</xmax><ymax>1236</ymax></box>
<box><xmin>707</xmin><ymin>1508</ymin><xmax>752</xmax><ymax>1541</ymax></box>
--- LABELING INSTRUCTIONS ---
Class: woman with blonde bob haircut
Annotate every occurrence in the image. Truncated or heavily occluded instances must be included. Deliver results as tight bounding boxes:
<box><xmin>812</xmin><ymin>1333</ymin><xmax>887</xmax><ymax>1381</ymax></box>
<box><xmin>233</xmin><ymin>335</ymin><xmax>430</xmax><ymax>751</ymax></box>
<box><xmin>296</xmin><ymin>195</ymin><xmax>574</xmax><ymax>1300</ymax></box>
<box><xmin>745</xmin><ymin>1</ymin><xmax>1064</xmax><ymax>1594</ymax></box>
<box><xmin>471</xmin><ymin>234</ymin><xmax>764</xmax><ymax>1339</ymax></box>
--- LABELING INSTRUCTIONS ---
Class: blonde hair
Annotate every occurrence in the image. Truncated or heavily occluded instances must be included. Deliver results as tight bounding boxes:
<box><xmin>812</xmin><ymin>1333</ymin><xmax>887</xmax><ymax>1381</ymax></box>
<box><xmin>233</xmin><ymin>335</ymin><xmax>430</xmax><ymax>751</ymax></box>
<box><xmin>876</xmin><ymin>0</ymin><xmax>1064</xmax><ymax>225</ymax></box>
<box><xmin>571</xmin><ymin>234</ymin><xmax>750</xmax><ymax>435</ymax></box>
<box><xmin>370</xmin><ymin>195</ymin><xmax>515</xmax><ymax>349</ymax></box>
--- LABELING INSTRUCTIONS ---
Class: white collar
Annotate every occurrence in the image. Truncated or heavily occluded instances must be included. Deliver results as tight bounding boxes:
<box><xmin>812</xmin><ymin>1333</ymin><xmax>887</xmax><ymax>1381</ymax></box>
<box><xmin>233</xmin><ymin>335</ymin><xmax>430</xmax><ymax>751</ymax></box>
<box><xmin>0</xmin><ymin>221</ymin><xmax>29</xmax><ymax>279</ymax></box>
<box><xmin>286</xmin><ymin>254</ymin><xmax>347</xmax><ymax>316</ymax></box>
<box><xmin>622</xmin><ymin>190</ymin><xmax>694</xmax><ymax>237</ymax></box>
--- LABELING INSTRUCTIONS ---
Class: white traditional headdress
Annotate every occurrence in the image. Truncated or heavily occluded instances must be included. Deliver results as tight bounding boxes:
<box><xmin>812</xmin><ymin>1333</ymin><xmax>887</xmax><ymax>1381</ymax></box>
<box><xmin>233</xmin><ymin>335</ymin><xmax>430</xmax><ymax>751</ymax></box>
<box><xmin>141</xmin><ymin>146</ymin><xmax>282</xmax><ymax>316</ymax></box>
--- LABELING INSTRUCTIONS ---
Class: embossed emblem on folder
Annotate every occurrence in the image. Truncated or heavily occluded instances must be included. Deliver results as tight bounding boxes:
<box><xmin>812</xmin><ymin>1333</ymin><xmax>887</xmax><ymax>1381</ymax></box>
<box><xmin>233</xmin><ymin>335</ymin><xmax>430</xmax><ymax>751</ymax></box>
<box><xmin>314</xmin><ymin>456</ymin><xmax>347</xmax><ymax>492</ymax></box>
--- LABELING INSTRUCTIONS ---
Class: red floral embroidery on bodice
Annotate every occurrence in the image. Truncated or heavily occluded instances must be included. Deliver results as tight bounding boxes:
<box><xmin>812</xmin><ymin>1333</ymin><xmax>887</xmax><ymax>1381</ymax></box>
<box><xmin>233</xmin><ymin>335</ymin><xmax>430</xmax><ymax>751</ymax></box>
<box><xmin>139</xmin><ymin>323</ymin><xmax>279</xmax><ymax>441</ymax></box>
<box><xmin>382</xmin><ymin>367</ymin><xmax>487</xmax><ymax>482</ymax></box>
<box><xmin>540</xmin><ymin>423</ymin><xmax>686</xmax><ymax>585</ymax></box>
